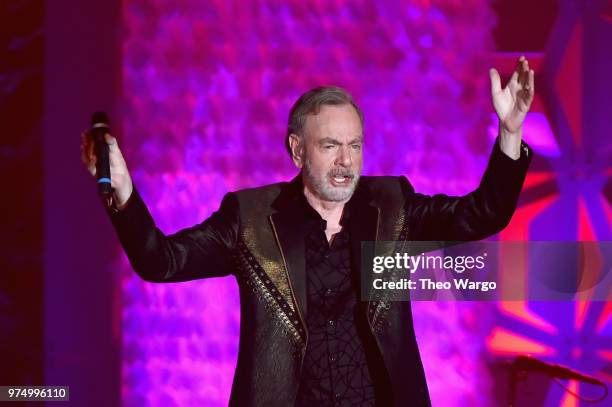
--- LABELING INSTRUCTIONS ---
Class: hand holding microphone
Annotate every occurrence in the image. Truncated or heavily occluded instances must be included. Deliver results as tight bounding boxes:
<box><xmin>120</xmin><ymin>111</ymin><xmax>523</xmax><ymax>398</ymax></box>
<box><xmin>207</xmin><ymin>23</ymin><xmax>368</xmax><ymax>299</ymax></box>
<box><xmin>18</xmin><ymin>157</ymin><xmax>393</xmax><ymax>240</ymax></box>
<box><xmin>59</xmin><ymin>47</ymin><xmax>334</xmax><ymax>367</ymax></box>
<box><xmin>80</xmin><ymin>112</ymin><xmax>133</xmax><ymax>209</ymax></box>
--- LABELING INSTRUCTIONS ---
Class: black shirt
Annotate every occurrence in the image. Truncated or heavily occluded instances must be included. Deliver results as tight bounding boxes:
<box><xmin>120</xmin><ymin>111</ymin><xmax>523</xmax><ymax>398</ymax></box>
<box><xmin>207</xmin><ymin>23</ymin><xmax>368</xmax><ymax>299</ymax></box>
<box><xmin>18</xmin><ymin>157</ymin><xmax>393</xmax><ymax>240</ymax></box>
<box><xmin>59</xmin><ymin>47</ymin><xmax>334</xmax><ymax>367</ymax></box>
<box><xmin>295</xmin><ymin>196</ymin><xmax>381</xmax><ymax>407</ymax></box>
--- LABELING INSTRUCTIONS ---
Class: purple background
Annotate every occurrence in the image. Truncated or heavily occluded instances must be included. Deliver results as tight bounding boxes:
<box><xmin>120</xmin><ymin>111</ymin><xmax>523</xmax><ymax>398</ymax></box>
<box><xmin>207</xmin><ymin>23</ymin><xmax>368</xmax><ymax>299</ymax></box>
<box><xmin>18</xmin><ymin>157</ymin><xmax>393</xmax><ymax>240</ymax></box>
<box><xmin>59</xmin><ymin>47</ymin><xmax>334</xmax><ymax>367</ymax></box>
<box><xmin>121</xmin><ymin>1</ymin><xmax>495</xmax><ymax>405</ymax></box>
<box><xmin>17</xmin><ymin>0</ymin><xmax>609</xmax><ymax>406</ymax></box>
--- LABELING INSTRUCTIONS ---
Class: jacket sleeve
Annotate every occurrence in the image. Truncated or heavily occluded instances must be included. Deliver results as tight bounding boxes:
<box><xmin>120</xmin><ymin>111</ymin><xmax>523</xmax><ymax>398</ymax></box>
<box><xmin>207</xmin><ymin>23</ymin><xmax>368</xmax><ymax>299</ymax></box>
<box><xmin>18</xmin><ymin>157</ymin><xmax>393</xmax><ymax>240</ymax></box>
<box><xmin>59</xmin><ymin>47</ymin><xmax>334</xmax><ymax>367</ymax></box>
<box><xmin>107</xmin><ymin>188</ymin><xmax>239</xmax><ymax>282</ymax></box>
<box><xmin>403</xmin><ymin>137</ymin><xmax>532</xmax><ymax>241</ymax></box>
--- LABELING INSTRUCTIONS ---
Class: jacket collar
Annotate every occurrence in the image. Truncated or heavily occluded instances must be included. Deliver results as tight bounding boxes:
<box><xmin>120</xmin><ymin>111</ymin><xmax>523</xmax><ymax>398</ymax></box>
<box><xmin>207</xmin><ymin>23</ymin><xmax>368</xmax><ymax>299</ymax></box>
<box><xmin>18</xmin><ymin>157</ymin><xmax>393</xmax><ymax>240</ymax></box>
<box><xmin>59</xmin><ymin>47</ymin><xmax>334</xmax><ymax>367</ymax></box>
<box><xmin>269</xmin><ymin>173</ymin><xmax>380</xmax><ymax>323</ymax></box>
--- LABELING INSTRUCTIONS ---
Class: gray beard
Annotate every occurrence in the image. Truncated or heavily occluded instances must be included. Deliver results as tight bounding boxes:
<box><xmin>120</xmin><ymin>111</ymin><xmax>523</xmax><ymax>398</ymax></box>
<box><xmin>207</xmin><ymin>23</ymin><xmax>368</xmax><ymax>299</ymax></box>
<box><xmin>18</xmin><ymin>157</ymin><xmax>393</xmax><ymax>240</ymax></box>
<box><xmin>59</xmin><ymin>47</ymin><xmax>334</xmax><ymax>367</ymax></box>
<box><xmin>303</xmin><ymin>159</ymin><xmax>360</xmax><ymax>202</ymax></box>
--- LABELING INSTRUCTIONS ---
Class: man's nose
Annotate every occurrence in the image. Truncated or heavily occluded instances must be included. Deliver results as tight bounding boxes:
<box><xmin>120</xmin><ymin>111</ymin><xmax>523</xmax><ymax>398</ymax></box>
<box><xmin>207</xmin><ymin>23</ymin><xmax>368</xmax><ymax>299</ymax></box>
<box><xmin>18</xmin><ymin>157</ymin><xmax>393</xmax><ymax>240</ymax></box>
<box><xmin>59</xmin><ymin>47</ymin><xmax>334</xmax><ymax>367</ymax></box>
<box><xmin>335</xmin><ymin>146</ymin><xmax>352</xmax><ymax>167</ymax></box>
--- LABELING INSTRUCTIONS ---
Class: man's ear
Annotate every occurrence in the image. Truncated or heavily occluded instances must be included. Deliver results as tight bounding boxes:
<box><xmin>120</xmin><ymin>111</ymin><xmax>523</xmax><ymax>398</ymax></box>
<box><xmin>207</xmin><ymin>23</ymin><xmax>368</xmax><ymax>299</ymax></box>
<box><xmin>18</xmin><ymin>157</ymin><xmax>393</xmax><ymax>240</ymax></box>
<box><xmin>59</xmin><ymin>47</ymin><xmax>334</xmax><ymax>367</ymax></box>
<box><xmin>288</xmin><ymin>133</ymin><xmax>303</xmax><ymax>168</ymax></box>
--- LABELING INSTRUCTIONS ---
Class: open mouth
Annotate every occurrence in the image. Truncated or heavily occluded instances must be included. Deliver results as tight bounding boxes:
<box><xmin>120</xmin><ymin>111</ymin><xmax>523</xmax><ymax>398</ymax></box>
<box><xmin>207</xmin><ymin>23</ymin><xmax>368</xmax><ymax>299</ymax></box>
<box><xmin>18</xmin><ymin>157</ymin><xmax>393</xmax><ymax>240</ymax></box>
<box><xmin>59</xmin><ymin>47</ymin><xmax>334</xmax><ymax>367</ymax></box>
<box><xmin>330</xmin><ymin>174</ymin><xmax>353</xmax><ymax>186</ymax></box>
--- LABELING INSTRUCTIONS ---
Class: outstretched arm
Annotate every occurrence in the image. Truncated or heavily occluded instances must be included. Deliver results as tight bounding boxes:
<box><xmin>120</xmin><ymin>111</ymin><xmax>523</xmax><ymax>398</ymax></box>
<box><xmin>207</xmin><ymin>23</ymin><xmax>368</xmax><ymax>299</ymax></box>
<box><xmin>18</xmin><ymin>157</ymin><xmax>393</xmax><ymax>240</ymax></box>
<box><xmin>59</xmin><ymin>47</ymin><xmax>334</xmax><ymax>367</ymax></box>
<box><xmin>81</xmin><ymin>131</ymin><xmax>239</xmax><ymax>282</ymax></box>
<box><xmin>107</xmin><ymin>189</ymin><xmax>239</xmax><ymax>282</ymax></box>
<box><xmin>403</xmin><ymin>138</ymin><xmax>531</xmax><ymax>241</ymax></box>
<box><xmin>403</xmin><ymin>57</ymin><xmax>535</xmax><ymax>241</ymax></box>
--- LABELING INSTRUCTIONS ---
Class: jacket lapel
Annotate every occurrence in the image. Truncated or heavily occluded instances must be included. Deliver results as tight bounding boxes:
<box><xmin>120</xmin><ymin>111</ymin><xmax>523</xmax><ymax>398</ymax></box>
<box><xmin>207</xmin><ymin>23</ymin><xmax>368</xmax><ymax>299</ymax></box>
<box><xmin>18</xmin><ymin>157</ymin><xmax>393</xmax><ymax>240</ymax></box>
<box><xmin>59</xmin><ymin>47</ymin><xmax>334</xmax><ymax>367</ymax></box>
<box><xmin>347</xmin><ymin>183</ymin><xmax>380</xmax><ymax>300</ymax></box>
<box><xmin>269</xmin><ymin>176</ymin><xmax>309</xmax><ymax>324</ymax></box>
<box><xmin>269</xmin><ymin>176</ymin><xmax>381</xmax><ymax>326</ymax></box>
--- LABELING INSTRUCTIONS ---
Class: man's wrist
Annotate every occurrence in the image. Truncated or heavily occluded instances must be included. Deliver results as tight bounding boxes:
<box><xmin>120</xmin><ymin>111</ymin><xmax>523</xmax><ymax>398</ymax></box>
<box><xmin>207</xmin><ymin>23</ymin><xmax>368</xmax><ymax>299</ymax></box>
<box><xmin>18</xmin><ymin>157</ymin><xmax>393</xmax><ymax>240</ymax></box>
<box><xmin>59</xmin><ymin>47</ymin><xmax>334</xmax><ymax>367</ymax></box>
<box><xmin>498</xmin><ymin>123</ymin><xmax>522</xmax><ymax>160</ymax></box>
<box><xmin>114</xmin><ymin>183</ymin><xmax>134</xmax><ymax>211</ymax></box>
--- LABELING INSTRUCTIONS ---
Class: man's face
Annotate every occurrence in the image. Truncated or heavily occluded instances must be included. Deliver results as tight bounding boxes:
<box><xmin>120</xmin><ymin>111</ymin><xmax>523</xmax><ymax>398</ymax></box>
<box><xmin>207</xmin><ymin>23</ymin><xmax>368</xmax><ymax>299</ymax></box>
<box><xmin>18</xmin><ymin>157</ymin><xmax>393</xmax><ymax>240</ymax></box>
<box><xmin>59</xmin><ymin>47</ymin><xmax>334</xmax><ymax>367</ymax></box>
<box><xmin>297</xmin><ymin>104</ymin><xmax>363</xmax><ymax>202</ymax></box>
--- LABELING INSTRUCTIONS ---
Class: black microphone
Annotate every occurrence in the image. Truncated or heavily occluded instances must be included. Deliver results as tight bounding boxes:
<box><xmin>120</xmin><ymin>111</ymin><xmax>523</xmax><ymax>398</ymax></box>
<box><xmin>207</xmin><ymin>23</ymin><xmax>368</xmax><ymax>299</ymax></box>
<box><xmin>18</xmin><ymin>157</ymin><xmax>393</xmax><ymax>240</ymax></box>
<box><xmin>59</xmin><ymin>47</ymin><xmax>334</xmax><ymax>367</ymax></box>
<box><xmin>514</xmin><ymin>355</ymin><xmax>604</xmax><ymax>386</ymax></box>
<box><xmin>91</xmin><ymin>112</ymin><xmax>112</xmax><ymax>199</ymax></box>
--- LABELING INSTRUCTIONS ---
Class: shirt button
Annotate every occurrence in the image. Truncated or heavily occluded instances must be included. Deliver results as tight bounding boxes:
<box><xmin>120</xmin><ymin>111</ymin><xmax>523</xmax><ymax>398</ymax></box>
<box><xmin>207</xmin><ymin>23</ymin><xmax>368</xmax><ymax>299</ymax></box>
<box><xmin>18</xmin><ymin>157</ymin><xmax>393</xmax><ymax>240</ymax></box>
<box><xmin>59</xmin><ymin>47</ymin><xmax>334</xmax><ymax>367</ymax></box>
<box><xmin>325</xmin><ymin>288</ymin><xmax>334</xmax><ymax>296</ymax></box>
<box><xmin>330</xmin><ymin>355</ymin><xmax>337</xmax><ymax>362</ymax></box>
<box><xmin>327</xmin><ymin>320</ymin><xmax>335</xmax><ymax>328</ymax></box>
<box><xmin>334</xmin><ymin>393</ymin><xmax>341</xmax><ymax>400</ymax></box>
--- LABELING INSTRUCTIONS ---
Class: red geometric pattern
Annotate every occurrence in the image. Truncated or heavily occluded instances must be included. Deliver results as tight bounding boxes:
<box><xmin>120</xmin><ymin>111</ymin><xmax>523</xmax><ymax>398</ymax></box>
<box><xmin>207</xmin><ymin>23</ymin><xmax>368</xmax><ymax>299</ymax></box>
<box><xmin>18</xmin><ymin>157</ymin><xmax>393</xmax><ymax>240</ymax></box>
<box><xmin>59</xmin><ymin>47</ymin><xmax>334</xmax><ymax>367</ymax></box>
<box><xmin>485</xmin><ymin>4</ymin><xmax>612</xmax><ymax>405</ymax></box>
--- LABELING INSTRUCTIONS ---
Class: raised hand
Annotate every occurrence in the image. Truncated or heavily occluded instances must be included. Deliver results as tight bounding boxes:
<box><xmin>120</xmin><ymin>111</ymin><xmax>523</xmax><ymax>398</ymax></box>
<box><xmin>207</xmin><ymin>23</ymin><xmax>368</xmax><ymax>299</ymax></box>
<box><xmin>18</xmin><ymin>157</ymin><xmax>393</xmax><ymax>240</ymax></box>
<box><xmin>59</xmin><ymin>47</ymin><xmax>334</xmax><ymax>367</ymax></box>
<box><xmin>80</xmin><ymin>131</ymin><xmax>134</xmax><ymax>208</ymax></box>
<box><xmin>489</xmin><ymin>56</ymin><xmax>535</xmax><ymax>159</ymax></box>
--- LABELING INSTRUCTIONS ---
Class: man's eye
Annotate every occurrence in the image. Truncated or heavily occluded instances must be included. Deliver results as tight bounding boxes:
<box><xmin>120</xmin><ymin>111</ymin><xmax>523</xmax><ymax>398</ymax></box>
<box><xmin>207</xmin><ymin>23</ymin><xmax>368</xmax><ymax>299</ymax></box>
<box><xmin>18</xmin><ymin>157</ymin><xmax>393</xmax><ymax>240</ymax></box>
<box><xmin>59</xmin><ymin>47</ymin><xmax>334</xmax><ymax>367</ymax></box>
<box><xmin>324</xmin><ymin>145</ymin><xmax>335</xmax><ymax>149</ymax></box>
<box><xmin>351</xmin><ymin>144</ymin><xmax>362</xmax><ymax>150</ymax></box>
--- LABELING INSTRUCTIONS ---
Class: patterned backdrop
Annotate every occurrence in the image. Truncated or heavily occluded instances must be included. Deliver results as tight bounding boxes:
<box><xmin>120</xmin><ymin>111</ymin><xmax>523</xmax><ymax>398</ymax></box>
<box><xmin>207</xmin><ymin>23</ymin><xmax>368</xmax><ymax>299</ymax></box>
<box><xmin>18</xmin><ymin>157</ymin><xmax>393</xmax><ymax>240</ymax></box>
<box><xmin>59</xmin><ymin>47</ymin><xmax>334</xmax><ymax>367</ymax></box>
<box><xmin>119</xmin><ymin>0</ymin><xmax>611</xmax><ymax>406</ymax></box>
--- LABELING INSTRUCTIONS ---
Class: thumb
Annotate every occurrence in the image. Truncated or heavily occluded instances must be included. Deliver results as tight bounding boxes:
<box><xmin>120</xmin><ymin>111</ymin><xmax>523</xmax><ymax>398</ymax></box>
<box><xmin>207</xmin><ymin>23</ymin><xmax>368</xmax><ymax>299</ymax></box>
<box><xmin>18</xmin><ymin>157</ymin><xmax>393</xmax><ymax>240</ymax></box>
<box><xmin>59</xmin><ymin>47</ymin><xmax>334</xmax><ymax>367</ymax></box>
<box><xmin>489</xmin><ymin>68</ymin><xmax>501</xmax><ymax>94</ymax></box>
<box><xmin>104</xmin><ymin>133</ymin><xmax>119</xmax><ymax>152</ymax></box>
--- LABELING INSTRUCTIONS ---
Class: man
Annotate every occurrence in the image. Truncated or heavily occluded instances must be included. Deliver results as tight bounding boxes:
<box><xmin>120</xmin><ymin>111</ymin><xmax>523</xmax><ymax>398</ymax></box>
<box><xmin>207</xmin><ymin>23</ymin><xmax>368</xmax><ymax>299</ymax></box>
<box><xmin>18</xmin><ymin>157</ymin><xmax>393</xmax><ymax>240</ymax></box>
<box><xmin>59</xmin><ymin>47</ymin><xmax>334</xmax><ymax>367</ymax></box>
<box><xmin>81</xmin><ymin>57</ymin><xmax>534</xmax><ymax>406</ymax></box>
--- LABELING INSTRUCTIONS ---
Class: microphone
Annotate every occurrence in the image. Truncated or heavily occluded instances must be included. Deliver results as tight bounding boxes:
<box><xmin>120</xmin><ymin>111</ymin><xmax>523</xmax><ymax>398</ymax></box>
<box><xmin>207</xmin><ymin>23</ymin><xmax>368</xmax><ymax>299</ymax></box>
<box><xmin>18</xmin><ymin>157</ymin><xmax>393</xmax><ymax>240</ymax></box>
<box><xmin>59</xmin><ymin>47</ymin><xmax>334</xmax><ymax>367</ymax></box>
<box><xmin>514</xmin><ymin>355</ymin><xmax>604</xmax><ymax>386</ymax></box>
<box><xmin>91</xmin><ymin>112</ymin><xmax>112</xmax><ymax>200</ymax></box>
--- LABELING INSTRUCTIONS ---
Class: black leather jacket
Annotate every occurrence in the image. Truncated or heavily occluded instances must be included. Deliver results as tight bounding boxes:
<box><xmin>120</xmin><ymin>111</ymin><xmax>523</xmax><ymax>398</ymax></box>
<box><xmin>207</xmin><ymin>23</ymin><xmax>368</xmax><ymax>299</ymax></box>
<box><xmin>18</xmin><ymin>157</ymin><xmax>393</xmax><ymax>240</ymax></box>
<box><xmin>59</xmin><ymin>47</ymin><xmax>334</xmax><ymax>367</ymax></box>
<box><xmin>108</xmin><ymin>139</ymin><xmax>532</xmax><ymax>406</ymax></box>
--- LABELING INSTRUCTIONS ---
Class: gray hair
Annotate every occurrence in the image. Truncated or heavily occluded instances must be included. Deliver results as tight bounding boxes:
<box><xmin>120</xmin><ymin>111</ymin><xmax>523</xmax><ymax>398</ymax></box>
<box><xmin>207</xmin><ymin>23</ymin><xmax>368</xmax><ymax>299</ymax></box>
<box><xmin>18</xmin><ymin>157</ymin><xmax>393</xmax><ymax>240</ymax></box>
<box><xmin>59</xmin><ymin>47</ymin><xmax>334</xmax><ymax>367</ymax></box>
<box><xmin>285</xmin><ymin>86</ymin><xmax>364</xmax><ymax>157</ymax></box>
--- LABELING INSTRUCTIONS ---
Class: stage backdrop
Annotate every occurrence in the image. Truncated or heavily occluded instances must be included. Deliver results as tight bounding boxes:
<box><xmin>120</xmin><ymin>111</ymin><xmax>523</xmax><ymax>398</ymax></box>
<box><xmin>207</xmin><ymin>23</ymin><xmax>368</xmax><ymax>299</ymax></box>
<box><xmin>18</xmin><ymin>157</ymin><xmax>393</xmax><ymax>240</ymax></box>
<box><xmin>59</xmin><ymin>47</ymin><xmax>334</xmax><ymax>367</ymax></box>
<box><xmin>118</xmin><ymin>0</ymin><xmax>612</xmax><ymax>406</ymax></box>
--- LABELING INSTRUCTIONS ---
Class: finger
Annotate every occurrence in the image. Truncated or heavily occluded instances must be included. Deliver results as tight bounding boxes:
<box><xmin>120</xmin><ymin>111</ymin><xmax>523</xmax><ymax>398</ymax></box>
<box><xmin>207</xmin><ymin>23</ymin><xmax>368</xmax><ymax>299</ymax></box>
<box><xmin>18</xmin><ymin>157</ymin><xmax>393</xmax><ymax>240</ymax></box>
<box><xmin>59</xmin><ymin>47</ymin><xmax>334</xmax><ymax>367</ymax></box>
<box><xmin>515</xmin><ymin>56</ymin><xmax>524</xmax><ymax>72</ymax></box>
<box><xmin>82</xmin><ymin>144</ymin><xmax>96</xmax><ymax>175</ymax></box>
<box><xmin>82</xmin><ymin>129</ymin><xmax>94</xmax><ymax>143</ymax></box>
<box><xmin>508</xmin><ymin>70</ymin><xmax>519</xmax><ymax>88</ymax></box>
<box><xmin>81</xmin><ymin>130</ymin><xmax>94</xmax><ymax>151</ymax></box>
<box><xmin>80</xmin><ymin>130</ymin><xmax>98</xmax><ymax>176</ymax></box>
<box><xmin>512</xmin><ymin>56</ymin><xmax>525</xmax><ymax>83</ymax></box>
<box><xmin>105</xmin><ymin>133</ymin><xmax>128</xmax><ymax>170</ymax></box>
<box><xmin>489</xmin><ymin>68</ymin><xmax>502</xmax><ymax>94</ymax></box>
<box><xmin>514</xmin><ymin>57</ymin><xmax>525</xmax><ymax>86</ymax></box>
<box><xmin>86</xmin><ymin>136</ymin><xmax>96</xmax><ymax>165</ymax></box>
<box><xmin>104</xmin><ymin>133</ymin><xmax>119</xmax><ymax>152</ymax></box>
<box><xmin>527</xmin><ymin>69</ymin><xmax>535</xmax><ymax>94</ymax></box>
<box><xmin>521</xmin><ymin>59</ymin><xmax>530</xmax><ymax>87</ymax></box>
